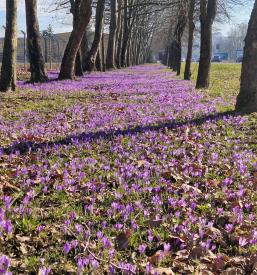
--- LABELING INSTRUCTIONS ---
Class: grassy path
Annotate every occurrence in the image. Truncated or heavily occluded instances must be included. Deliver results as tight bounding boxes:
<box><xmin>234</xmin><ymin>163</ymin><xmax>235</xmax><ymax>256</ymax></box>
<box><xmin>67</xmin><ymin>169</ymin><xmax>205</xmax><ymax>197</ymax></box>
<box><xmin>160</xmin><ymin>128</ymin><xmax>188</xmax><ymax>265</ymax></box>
<box><xmin>0</xmin><ymin>65</ymin><xmax>256</xmax><ymax>274</ymax></box>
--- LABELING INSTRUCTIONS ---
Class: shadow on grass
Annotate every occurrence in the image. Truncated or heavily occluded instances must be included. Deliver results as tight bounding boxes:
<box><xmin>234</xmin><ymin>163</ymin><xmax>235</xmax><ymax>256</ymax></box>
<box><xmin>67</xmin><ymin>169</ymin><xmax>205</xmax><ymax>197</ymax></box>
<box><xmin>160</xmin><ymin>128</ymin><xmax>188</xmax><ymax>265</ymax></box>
<box><xmin>2</xmin><ymin>110</ymin><xmax>239</xmax><ymax>155</ymax></box>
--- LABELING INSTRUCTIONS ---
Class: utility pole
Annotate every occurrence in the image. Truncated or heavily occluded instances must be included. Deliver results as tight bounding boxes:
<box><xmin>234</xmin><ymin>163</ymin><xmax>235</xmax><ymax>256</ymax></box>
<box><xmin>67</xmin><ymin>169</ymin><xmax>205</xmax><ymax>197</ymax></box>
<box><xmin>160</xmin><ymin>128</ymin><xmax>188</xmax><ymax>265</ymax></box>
<box><xmin>21</xmin><ymin>30</ymin><xmax>27</xmax><ymax>71</ymax></box>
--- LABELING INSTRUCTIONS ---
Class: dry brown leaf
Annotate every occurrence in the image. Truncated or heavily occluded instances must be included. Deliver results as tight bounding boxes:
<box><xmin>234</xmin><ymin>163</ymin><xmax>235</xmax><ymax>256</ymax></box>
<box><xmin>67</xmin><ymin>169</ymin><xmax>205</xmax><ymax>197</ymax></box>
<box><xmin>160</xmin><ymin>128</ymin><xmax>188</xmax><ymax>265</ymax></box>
<box><xmin>149</xmin><ymin>250</ymin><xmax>171</xmax><ymax>265</ymax></box>
<box><xmin>145</xmin><ymin>219</ymin><xmax>163</xmax><ymax>228</ymax></box>
<box><xmin>221</xmin><ymin>267</ymin><xmax>244</xmax><ymax>275</ymax></box>
<box><xmin>150</xmin><ymin>267</ymin><xmax>175</xmax><ymax>275</ymax></box>
<box><xmin>189</xmin><ymin>246</ymin><xmax>206</xmax><ymax>260</ymax></box>
<box><xmin>115</xmin><ymin>229</ymin><xmax>132</xmax><ymax>250</ymax></box>
<box><xmin>201</xmin><ymin>270</ymin><xmax>215</xmax><ymax>275</ymax></box>
<box><xmin>20</xmin><ymin>243</ymin><xmax>28</xmax><ymax>255</ymax></box>
<box><xmin>16</xmin><ymin>235</ymin><xmax>30</xmax><ymax>242</ymax></box>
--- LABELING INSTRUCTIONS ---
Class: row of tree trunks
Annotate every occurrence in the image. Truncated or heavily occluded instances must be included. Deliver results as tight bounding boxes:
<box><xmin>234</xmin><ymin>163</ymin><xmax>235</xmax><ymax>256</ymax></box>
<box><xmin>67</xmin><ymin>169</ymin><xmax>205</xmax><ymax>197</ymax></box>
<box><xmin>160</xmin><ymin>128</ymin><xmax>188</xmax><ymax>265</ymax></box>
<box><xmin>0</xmin><ymin>0</ymin><xmax>159</xmax><ymax>90</ymax></box>
<box><xmin>0</xmin><ymin>0</ymin><xmax>17</xmax><ymax>92</ymax></box>
<box><xmin>59</xmin><ymin>0</ymin><xmax>92</xmax><ymax>80</ymax></box>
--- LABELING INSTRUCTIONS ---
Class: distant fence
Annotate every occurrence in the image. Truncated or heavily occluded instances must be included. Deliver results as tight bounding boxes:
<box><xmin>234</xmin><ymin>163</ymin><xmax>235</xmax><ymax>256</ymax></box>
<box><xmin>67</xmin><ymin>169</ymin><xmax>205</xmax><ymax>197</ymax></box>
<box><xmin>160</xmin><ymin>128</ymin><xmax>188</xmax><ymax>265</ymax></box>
<box><xmin>0</xmin><ymin>32</ymin><xmax>109</xmax><ymax>68</ymax></box>
<box><xmin>0</xmin><ymin>33</ymin><xmax>70</xmax><ymax>65</ymax></box>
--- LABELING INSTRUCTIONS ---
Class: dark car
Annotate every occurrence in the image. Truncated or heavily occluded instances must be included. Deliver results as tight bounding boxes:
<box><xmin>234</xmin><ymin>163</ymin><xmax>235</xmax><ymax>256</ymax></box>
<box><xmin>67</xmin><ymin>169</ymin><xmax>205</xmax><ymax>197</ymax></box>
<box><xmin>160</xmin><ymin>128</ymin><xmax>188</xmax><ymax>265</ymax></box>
<box><xmin>212</xmin><ymin>55</ymin><xmax>221</xmax><ymax>63</ymax></box>
<box><xmin>236</xmin><ymin>56</ymin><xmax>243</xmax><ymax>63</ymax></box>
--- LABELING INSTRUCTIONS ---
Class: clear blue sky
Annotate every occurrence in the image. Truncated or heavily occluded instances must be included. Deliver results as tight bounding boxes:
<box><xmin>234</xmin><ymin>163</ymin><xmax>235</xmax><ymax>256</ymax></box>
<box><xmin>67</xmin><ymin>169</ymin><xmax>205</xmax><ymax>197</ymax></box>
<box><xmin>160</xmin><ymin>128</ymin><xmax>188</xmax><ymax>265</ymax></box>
<box><xmin>0</xmin><ymin>1</ymin><xmax>254</xmax><ymax>37</ymax></box>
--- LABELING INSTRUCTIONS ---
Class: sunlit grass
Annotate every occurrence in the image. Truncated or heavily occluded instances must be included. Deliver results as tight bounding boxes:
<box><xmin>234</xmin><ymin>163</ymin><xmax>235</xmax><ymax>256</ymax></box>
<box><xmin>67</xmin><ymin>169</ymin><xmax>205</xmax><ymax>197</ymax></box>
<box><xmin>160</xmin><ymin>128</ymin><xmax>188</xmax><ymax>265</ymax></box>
<box><xmin>179</xmin><ymin>63</ymin><xmax>242</xmax><ymax>111</ymax></box>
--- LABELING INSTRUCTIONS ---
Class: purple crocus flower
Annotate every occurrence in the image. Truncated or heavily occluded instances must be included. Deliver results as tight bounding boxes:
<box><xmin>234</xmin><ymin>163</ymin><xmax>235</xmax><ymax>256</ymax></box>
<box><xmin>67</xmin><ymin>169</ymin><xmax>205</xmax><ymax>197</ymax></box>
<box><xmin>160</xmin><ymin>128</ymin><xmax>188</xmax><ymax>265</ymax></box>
<box><xmin>63</xmin><ymin>242</ymin><xmax>71</xmax><ymax>255</ymax></box>
<box><xmin>102</xmin><ymin>236</ymin><xmax>111</xmax><ymax>248</ymax></box>
<box><xmin>91</xmin><ymin>259</ymin><xmax>99</xmax><ymax>270</ymax></box>
<box><xmin>39</xmin><ymin>267</ymin><xmax>51</xmax><ymax>275</ymax></box>
<box><xmin>225</xmin><ymin>224</ymin><xmax>234</xmax><ymax>233</ymax></box>
<box><xmin>239</xmin><ymin>237</ymin><xmax>248</xmax><ymax>247</ymax></box>
<box><xmin>138</xmin><ymin>244</ymin><xmax>146</xmax><ymax>254</ymax></box>
<box><xmin>0</xmin><ymin>255</ymin><xmax>10</xmax><ymax>273</ymax></box>
<box><xmin>163</xmin><ymin>243</ymin><xmax>171</xmax><ymax>252</ymax></box>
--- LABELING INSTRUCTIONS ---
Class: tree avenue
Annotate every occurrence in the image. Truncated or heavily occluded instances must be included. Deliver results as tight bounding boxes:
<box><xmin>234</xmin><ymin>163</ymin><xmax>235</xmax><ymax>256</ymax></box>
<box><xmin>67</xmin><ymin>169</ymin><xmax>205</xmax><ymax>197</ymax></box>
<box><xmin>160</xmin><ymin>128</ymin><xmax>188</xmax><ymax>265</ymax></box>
<box><xmin>0</xmin><ymin>0</ymin><xmax>256</xmax><ymax>110</ymax></box>
<box><xmin>0</xmin><ymin>1</ymin><xmax>257</xmax><ymax>274</ymax></box>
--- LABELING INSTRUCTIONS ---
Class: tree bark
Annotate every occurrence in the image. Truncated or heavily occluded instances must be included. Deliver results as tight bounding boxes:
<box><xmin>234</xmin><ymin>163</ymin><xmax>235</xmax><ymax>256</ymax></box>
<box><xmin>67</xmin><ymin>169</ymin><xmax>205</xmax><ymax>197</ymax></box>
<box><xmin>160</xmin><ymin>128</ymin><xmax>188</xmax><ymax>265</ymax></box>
<box><xmin>70</xmin><ymin>0</ymin><xmax>84</xmax><ymax>77</ymax></box>
<box><xmin>95</xmin><ymin>50</ymin><xmax>103</xmax><ymax>71</ymax></box>
<box><xmin>120</xmin><ymin>0</ymin><xmax>129</xmax><ymax>67</ymax></box>
<box><xmin>106</xmin><ymin>0</ymin><xmax>117</xmax><ymax>69</ymax></box>
<box><xmin>101</xmin><ymin>33</ymin><xmax>106</xmax><ymax>71</ymax></box>
<box><xmin>59</xmin><ymin>0</ymin><xmax>92</xmax><ymax>80</ymax></box>
<box><xmin>184</xmin><ymin>0</ymin><xmax>195</xmax><ymax>80</ymax></box>
<box><xmin>236</xmin><ymin>0</ymin><xmax>257</xmax><ymax>113</ymax></box>
<box><xmin>126</xmin><ymin>33</ymin><xmax>132</xmax><ymax>67</ymax></box>
<box><xmin>172</xmin><ymin>6</ymin><xmax>187</xmax><ymax>75</ymax></box>
<box><xmin>81</xmin><ymin>30</ymin><xmax>90</xmax><ymax>71</ymax></box>
<box><xmin>196</xmin><ymin>0</ymin><xmax>217</xmax><ymax>89</ymax></box>
<box><xmin>84</xmin><ymin>0</ymin><xmax>105</xmax><ymax>72</ymax></box>
<box><xmin>0</xmin><ymin>0</ymin><xmax>17</xmax><ymax>92</ymax></box>
<box><xmin>75</xmin><ymin>51</ymin><xmax>83</xmax><ymax>76</ymax></box>
<box><xmin>25</xmin><ymin>0</ymin><xmax>48</xmax><ymax>83</ymax></box>
<box><xmin>115</xmin><ymin>0</ymin><xmax>123</xmax><ymax>68</ymax></box>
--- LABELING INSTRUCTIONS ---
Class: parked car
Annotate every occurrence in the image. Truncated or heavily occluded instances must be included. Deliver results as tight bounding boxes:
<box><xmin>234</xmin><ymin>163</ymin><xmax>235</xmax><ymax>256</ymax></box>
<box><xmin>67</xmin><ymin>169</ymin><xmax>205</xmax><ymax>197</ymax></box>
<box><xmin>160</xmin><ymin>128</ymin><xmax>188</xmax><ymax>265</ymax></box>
<box><xmin>236</xmin><ymin>56</ymin><xmax>243</xmax><ymax>63</ymax></box>
<box><xmin>212</xmin><ymin>55</ymin><xmax>222</xmax><ymax>62</ymax></box>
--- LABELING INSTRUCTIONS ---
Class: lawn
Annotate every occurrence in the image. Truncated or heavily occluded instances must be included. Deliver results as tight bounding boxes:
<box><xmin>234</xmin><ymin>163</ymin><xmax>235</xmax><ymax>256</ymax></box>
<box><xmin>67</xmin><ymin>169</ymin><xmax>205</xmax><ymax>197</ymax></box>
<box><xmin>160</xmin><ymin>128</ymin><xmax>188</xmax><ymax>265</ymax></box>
<box><xmin>180</xmin><ymin>63</ymin><xmax>242</xmax><ymax>112</ymax></box>
<box><xmin>0</xmin><ymin>64</ymin><xmax>256</xmax><ymax>274</ymax></box>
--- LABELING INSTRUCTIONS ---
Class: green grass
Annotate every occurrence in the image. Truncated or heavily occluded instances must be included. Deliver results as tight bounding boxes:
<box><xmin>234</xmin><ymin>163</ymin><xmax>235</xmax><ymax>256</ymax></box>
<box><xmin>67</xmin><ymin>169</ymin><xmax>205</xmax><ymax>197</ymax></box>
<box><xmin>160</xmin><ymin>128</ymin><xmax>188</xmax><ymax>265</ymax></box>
<box><xmin>1</xmin><ymin>64</ymin><xmax>257</xmax><ymax>274</ymax></box>
<box><xmin>180</xmin><ymin>63</ymin><xmax>242</xmax><ymax>111</ymax></box>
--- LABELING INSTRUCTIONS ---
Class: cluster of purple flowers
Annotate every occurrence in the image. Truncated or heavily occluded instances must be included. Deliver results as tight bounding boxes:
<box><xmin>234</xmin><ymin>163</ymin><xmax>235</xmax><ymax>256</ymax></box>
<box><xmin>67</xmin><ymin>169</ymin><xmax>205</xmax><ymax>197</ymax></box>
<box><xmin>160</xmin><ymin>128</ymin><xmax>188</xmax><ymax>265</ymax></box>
<box><xmin>0</xmin><ymin>65</ymin><xmax>256</xmax><ymax>273</ymax></box>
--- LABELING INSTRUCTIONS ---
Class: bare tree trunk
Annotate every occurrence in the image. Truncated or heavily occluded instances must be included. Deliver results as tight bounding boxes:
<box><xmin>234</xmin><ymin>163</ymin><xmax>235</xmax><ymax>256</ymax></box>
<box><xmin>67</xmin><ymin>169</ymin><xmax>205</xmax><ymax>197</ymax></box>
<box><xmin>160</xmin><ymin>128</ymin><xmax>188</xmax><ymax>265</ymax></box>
<box><xmin>59</xmin><ymin>0</ymin><xmax>92</xmax><ymax>80</ymax></box>
<box><xmin>95</xmin><ymin>50</ymin><xmax>103</xmax><ymax>71</ymax></box>
<box><xmin>121</xmin><ymin>0</ymin><xmax>129</xmax><ymax>67</ymax></box>
<box><xmin>81</xmin><ymin>30</ymin><xmax>90</xmax><ymax>71</ymax></box>
<box><xmin>126</xmin><ymin>34</ymin><xmax>132</xmax><ymax>67</ymax></box>
<box><xmin>101</xmin><ymin>34</ymin><xmax>106</xmax><ymax>71</ymax></box>
<box><xmin>169</xmin><ymin>42</ymin><xmax>176</xmax><ymax>69</ymax></box>
<box><xmin>0</xmin><ymin>0</ymin><xmax>17</xmax><ymax>92</ymax></box>
<box><xmin>184</xmin><ymin>0</ymin><xmax>195</xmax><ymax>80</ymax></box>
<box><xmin>115</xmin><ymin>0</ymin><xmax>123</xmax><ymax>68</ymax></box>
<box><xmin>25</xmin><ymin>0</ymin><xmax>48</xmax><ymax>83</ymax></box>
<box><xmin>75</xmin><ymin>51</ymin><xmax>83</xmax><ymax>76</ymax></box>
<box><xmin>106</xmin><ymin>0</ymin><xmax>117</xmax><ymax>69</ymax></box>
<box><xmin>196</xmin><ymin>0</ymin><xmax>217</xmax><ymax>89</ymax></box>
<box><xmin>163</xmin><ymin>47</ymin><xmax>169</xmax><ymax>66</ymax></box>
<box><xmin>70</xmin><ymin>0</ymin><xmax>84</xmax><ymax>77</ymax></box>
<box><xmin>170</xmin><ymin>5</ymin><xmax>187</xmax><ymax>76</ymax></box>
<box><xmin>84</xmin><ymin>0</ymin><xmax>105</xmax><ymax>72</ymax></box>
<box><xmin>236</xmin><ymin>0</ymin><xmax>257</xmax><ymax>113</ymax></box>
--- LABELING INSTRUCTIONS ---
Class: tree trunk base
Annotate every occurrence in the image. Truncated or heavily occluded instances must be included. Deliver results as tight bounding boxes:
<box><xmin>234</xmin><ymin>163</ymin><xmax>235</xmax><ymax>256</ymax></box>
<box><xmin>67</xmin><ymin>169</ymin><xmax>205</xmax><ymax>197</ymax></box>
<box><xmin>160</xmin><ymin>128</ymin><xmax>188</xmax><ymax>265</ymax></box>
<box><xmin>30</xmin><ymin>74</ymin><xmax>48</xmax><ymax>83</ymax></box>
<box><xmin>58</xmin><ymin>73</ymin><xmax>76</xmax><ymax>81</ymax></box>
<box><xmin>236</xmin><ymin>92</ymin><xmax>257</xmax><ymax>113</ymax></box>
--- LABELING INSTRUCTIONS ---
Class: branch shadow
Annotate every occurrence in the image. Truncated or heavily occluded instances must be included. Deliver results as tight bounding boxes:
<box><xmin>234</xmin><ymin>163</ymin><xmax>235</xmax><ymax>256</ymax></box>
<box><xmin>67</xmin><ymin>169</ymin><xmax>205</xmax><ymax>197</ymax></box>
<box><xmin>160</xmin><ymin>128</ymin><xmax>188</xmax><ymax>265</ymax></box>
<box><xmin>1</xmin><ymin>110</ymin><xmax>239</xmax><ymax>155</ymax></box>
